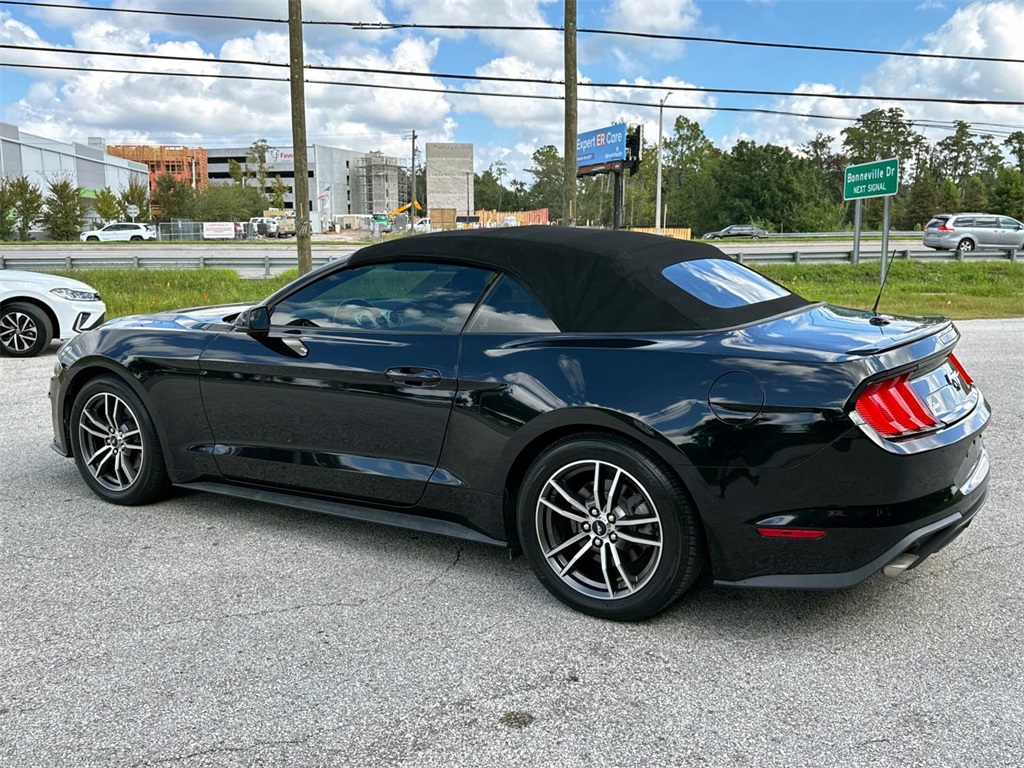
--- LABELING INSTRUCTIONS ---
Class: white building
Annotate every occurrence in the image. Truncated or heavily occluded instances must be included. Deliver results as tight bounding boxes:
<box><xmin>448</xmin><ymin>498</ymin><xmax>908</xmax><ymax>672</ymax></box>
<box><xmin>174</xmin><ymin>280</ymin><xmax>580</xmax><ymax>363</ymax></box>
<box><xmin>0</xmin><ymin>122</ymin><xmax>148</xmax><ymax>197</ymax></box>
<box><xmin>206</xmin><ymin>144</ymin><xmax>405</xmax><ymax>231</ymax></box>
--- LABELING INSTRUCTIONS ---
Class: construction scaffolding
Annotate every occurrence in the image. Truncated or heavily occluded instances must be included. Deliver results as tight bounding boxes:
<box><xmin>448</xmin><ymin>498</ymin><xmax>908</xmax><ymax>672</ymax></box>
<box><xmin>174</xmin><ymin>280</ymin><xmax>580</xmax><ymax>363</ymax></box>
<box><xmin>351</xmin><ymin>152</ymin><xmax>408</xmax><ymax>216</ymax></box>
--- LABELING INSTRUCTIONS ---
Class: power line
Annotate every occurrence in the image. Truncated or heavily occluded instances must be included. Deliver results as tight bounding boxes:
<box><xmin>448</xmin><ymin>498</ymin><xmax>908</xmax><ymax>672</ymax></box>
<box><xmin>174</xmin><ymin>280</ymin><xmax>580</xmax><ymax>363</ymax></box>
<box><xmin>0</xmin><ymin>61</ymin><xmax>1017</xmax><ymax>139</ymax></box>
<box><xmin>3</xmin><ymin>44</ymin><xmax>1021</xmax><ymax>107</ymax></box>
<box><xmin>2</xmin><ymin>1</ymin><xmax>1022</xmax><ymax>65</ymax></box>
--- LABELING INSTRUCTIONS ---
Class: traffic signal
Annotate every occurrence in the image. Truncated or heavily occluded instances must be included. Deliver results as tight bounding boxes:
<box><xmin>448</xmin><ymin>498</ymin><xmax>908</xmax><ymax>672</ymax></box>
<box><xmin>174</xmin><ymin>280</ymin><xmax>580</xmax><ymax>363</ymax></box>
<box><xmin>626</xmin><ymin>125</ymin><xmax>643</xmax><ymax>175</ymax></box>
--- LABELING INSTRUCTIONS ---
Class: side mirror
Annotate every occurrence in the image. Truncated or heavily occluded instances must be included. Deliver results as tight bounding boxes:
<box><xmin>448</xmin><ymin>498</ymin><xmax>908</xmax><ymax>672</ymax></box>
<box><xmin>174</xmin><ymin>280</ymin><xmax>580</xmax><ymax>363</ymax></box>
<box><xmin>244</xmin><ymin>306</ymin><xmax>270</xmax><ymax>335</ymax></box>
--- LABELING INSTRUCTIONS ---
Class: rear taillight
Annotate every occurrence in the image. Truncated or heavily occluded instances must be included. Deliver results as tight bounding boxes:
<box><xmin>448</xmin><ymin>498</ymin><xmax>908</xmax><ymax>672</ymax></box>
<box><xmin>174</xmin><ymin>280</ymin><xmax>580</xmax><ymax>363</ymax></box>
<box><xmin>937</xmin><ymin>224</ymin><xmax>954</xmax><ymax>232</ymax></box>
<box><xmin>855</xmin><ymin>373</ymin><xmax>938</xmax><ymax>437</ymax></box>
<box><xmin>948</xmin><ymin>353</ymin><xmax>973</xmax><ymax>386</ymax></box>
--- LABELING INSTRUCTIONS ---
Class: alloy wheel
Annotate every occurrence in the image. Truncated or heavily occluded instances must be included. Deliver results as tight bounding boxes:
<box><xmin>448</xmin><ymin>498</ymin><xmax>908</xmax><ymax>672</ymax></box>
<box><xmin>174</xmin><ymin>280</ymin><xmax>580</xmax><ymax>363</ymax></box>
<box><xmin>77</xmin><ymin>392</ymin><xmax>145</xmax><ymax>492</ymax></box>
<box><xmin>0</xmin><ymin>311</ymin><xmax>38</xmax><ymax>354</ymax></box>
<box><xmin>536</xmin><ymin>459</ymin><xmax>663</xmax><ymax>600</ymax></box>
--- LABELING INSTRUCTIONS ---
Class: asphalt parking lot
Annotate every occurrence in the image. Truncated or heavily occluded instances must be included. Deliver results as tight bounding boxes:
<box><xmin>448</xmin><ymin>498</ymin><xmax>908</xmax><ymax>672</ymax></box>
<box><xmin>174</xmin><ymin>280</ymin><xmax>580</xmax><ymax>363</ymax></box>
<box><xmin>1</xmin><ymin>319</ymin><xmax>1022</xmax><ymax>767</ymax></box>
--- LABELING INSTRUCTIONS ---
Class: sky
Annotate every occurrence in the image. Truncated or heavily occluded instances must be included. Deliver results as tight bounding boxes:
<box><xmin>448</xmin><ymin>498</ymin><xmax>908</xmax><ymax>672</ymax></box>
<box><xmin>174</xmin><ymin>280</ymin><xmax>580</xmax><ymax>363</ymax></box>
<box><xmin>0</xmin><ymin>0</ymin><xmax>1021</xmax><ymax>180</ymax></box>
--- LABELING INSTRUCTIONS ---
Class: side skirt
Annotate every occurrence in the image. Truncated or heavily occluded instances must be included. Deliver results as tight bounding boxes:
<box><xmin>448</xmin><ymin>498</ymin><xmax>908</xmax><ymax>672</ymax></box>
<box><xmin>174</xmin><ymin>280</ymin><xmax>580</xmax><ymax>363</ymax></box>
<box><xmin>174</xmin><ymin>480</ymin><xmax>508</xmax><ymax>548</ymax></box>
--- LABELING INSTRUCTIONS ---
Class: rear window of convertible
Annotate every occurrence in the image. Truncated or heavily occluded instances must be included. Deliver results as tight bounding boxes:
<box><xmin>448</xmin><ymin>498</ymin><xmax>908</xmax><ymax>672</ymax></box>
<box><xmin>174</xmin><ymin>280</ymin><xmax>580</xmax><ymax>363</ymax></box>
<box><xmin>662</xmin><ymin>259</ymin><xmax>791</xmax><ymax>308</ymax></box>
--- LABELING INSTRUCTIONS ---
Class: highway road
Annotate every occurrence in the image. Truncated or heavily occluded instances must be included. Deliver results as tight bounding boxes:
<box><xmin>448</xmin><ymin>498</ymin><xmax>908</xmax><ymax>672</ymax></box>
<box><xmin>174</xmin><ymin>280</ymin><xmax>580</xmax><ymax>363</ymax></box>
<box><xmin>0</xmin><ymin>320</ymin><xmax>1021</xmax><ymax>767</ymax></box>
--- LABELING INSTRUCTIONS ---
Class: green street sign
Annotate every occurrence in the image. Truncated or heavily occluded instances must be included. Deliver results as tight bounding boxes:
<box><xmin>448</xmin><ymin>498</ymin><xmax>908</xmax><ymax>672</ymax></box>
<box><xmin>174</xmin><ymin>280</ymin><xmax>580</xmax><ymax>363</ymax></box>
<box><xmin>843</xmin><ymin>157</ymin><xmax>899</xmax><ymax>201</ymax></box>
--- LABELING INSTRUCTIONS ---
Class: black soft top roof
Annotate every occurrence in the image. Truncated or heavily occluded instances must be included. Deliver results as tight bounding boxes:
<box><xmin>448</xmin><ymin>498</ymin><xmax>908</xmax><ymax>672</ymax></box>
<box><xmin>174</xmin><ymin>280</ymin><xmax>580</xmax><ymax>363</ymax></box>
<box><xmin>350</xmin><ymin>226</ymin><xmax>808</xmax><ymax>332</ymax></box>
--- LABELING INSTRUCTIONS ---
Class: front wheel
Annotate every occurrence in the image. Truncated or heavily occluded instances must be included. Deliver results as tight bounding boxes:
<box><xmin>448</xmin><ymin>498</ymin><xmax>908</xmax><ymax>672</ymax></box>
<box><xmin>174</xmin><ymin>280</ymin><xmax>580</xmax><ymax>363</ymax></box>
<box><xmin>517</xmin><ymin>434</ymin><xmax>705</xmax><ymax>621</ymax></box>
<box><xmin>70</xmin><ymin>376</ymin><xmax>171</xmax><ymax>505</ymax></box>
<box><xmin>0</xmin><ymin>302</ymin><xmax>53</xmax><ymax>357</ymax></box>
<box><xmin>86</xmin><ymin>236</ymin><xmax>99</xmax><ymax>242</ymax></box>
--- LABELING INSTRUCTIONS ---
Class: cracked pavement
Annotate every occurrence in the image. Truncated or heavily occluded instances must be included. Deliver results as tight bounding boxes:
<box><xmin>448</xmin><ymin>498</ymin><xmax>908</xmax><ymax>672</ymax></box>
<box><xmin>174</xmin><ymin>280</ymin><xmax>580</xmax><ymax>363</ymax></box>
<box><xmin>1</xmin><ymin>319</ymin><xmax>1022</xmax><ymax>767</ymax></box>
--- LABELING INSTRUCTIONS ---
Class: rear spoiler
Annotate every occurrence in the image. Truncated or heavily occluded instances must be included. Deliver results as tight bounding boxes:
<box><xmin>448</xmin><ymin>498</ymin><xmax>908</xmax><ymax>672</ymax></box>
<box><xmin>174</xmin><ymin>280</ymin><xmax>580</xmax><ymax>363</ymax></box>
<box><xmin>845</xmin><ymin>319</ymin><xmax>956</xmax><ymax>356</ymax></box>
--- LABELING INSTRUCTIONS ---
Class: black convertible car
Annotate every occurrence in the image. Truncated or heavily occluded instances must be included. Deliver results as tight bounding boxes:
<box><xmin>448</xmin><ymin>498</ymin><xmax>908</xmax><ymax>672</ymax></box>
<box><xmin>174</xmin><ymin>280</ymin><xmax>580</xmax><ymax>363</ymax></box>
<box><xmin>50</xmin><ymin>228</ymin><xmax>990</xmax><ymax>620</ymax></box>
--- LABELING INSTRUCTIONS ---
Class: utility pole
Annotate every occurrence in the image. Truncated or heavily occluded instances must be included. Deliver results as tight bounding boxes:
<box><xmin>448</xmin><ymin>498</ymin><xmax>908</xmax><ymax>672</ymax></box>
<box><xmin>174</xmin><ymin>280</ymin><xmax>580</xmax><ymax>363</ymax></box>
<box><xmin>287</xmin><ymin>0</ymin><xmax>312</xmax><ymax>275</ymax></box>
<box><xmin>464</xmin><ymin>171</ymin><xmax>472</xmax><ymax>221</ymax></box>
<box><xmin>410</xmin><ymin>130</ymin><xmax>417</xmax><ymax>222</ymax></box>
<box><xmin>655</xmin><ymin>91</ymin><xmax>673</xmax><ymax>234</ymax></box>
<box><xmin>563</xmin><ymin>0</ymin><xmax>577</xmax><ymax>227</ymax></box>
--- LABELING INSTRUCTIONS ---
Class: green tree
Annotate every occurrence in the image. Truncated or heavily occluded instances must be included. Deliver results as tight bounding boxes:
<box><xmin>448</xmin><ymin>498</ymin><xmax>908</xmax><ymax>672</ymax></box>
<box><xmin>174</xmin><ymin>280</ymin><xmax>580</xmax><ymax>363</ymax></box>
<box><xmin>474</xmin><ymin>163</ymin><xmax>512</xmax><ymax>212</ymax></box>
<box><xmin>1003</xmin><ymin>131</ymin><xmax>1024</xmax><ymax>174</ymax></box>
<box><xmin>152</xmin><ymin>172</ymin><xmax>196</xmax><ymax>220</ymax></box>
<box><xmin>118</xmin><ymin>177</ymin><xmax>151</xmax><ymax>222</ymax></box>
<box><xmin>270</xmin><ymin>174</ymin><xmax>288</xmax><ymax>209</ymax></box>
<box><xmin>0</xmin><ymin>177</ymin><xmax>15</xmax><ymax>240</ymax></box>
<box><xmin>903</xmin><ymin>168</ymin><xmax>941</xmax><ymax>230</ymax></box>
<box><xmin>661</xmin><ymin>117</ymin><xmax>724</xmax><ymax>234</ymax></box>
<box><xmin>193</xmin><ymin>184</ymin><xmax>267</xmax><ymax>221</ymax></box>
<box><xmin>10</xmin><ymin>176</ymin><xmax>44</xmax><ymax>240</ymax></box>
<box><xmin>93</xmin><ymin>187</ymin><xmax>121</xmax><ymax>224</ymax></box>
<box><xmin>937</xmin><ymin>178</ymin><xmax>961</xmax><ymax>214</ymax></box>
<box><xmin>989</xmin><ymin>167</ymin><xmax>1024</xmax><ymax>220</ymax></box>
<box><xmin>40</xmin><ymin>176</ymin><xmax>86</xmax><ymax>241</ymax></box>
<box><xmin>841</xmin><ymin>108</ymin><xmax>925</xmax><ymax>186</ymax></box>
<box><xmin>525</xmin><ymin>144</ymin><xmax>564</xmax><ymax>220</ymax></box>
<box><xmin>961</xmin><ymin>174</ymin><xmax>988</xmax><ymax>212</ymax></box>
<box><xmin>227</xmin><ymin>158</ymin><xmax>247</xmax><ymax>186</ymax></box>
<box><xmin>247</xmin><ymin>138</ymin><xmax>271</xmax><ymax>194</ymax></box>
<box><xmin>935</xmin><ymin>121</ymin><xmax>977</xmax><ymax>191</ymax></box>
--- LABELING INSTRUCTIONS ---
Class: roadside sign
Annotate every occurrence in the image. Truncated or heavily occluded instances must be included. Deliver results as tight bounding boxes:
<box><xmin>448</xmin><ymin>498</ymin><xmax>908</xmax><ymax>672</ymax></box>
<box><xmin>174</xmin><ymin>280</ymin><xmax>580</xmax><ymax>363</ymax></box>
<box><xmin>843</xmin><ymin>158</ymin><xmax>899</xmax><ymax>201</ymax></box>
<box><xmin>126</xmin><ymin>204</ymin><xmax>140</xmax><ymax>222</ymax></box>
<box><xmin>576</xmin><ymin>125</ymin><xmax>627</xmax><ymax>168</ymax></box>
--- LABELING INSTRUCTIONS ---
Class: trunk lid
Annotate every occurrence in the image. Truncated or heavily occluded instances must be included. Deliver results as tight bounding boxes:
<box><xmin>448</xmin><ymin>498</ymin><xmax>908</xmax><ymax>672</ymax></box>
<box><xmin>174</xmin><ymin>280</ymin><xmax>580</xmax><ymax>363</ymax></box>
<box><xmin>751</xmin><ymin>304</ymin><xmax>953</xmax><ymax>357</ymax></box>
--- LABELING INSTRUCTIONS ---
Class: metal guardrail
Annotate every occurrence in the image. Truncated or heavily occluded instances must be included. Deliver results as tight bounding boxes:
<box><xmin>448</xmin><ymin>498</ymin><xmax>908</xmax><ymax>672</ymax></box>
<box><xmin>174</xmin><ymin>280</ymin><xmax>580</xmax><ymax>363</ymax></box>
<box><xmin>763</xmin><ymin>230</ymin><xmax>920</xmax><ymax>239</ymax></box>
<box><xmin>730</xmin><ymin>246</ymin><xmax>1019</xmax><ymax>264</ymax></box>
<box><xmin>0</xmin><ymin>245</ymin><xmax>1017</xmax><ymax>275</ymax></box>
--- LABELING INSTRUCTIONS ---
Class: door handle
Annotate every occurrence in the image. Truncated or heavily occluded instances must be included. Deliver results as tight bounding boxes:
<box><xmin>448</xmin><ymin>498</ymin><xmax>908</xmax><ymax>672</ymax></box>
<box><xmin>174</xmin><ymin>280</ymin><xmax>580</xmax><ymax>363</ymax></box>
<box><xmin>385</xmin><ymin>367</ymin><xmax>442</xmax><ymax>386</ymax></box>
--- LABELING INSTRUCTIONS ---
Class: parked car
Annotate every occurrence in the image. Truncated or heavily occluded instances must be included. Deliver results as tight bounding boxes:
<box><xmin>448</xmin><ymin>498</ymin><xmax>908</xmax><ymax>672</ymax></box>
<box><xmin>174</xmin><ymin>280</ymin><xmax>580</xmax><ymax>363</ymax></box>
<box><xmin>79</xmin><ymin>222</ymin><xmax>155</xmax><ymax>242</ymax></box>
<box><xmin>702</xmin><ymin>224</ymin><xmax>768</xmax><ymax>240</ymax></box>
<box><xmin>1</xmin><ymin>270</ymin><xmax>106</xmax><ymax>357</ymax></box>
<box><xmin>413</xmin><ymin>218</ymin><xmax>432</xmax><ymax>233</ymax></box>
<box><xmin>249</xmin><ymin>216</ymin><xmax>280</xmax><ymax>238</ymax></box>
<box><xmin>49</xmin><ymin>228</ymin><xmax>989</xmax><ymax>620</ymax></box>
<box><xmin>923</xmin><ymin>213</ymin><xmax>1024</xmax><ymax>252</ymax></box>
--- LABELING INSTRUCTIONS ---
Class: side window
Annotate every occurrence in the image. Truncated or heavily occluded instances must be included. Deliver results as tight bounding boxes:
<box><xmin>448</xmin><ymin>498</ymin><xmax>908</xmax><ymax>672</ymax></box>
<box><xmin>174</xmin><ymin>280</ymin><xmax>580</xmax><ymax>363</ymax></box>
<box><xmin>975</xmin><ymin>217</ymin><xmax>997</xmax><ymax>228</ymax></box>
<box><xmin>954</xmin><ymin>217</ymin><xmax>974</xmax><ymax>227</ymax></box>
<box><xmin>465</xmin><ymin>274</ymin><xmax>559</xmax><ymax>334</ymax></box>
<box><xmin>270</xmin><ymin>261</ymin><xmax>494</xmax><ymax>333</ymax></box>
<box><xmin>999</xmin><ymin>217</ymin><xmax>1021</xmax><ymax>229</ymax></box>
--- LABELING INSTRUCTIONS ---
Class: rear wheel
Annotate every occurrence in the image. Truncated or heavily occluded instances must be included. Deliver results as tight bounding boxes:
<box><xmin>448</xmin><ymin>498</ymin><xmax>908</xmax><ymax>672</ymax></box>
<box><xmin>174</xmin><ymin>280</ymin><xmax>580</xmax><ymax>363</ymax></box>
<box><xmin>957</xmin><ymin>238</ymin><xmax>974</xmax><ymax>252</ymax></box>
<box><xmin>70</xmin><ymin>376</ymin><xmax>171</xmax><ymax>505</ymax></box>
<box><xmin>0</xmin><ymin>302</ymin><xmax>52</xmax><ymax>357</ymax></box>
<box><xmin>517</xmin><ymin>434</ymin><xmax>704</xmax><ymax>621</ymax></box>
<box><xmin>130</xmin><ymin>235</ymin><xmax>142</xmax><ymax>242</ymax></box>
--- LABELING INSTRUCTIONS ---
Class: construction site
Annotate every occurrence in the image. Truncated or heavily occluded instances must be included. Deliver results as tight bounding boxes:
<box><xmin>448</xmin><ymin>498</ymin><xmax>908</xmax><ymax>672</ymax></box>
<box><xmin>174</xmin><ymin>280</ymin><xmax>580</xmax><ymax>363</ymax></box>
<box><xmin>350</xmin><ymin>152</ymin><xmax>408</xmax><ymax>217</ymax></box>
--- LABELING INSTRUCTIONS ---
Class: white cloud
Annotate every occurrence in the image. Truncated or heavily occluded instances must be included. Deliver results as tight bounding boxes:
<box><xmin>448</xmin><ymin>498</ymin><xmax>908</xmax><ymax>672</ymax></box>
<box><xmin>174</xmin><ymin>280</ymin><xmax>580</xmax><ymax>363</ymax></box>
<box><xmin>602</xmin><ymin>0</ymin><xmax>700</xmax><ymax>63</ymax></box>
<box><xmin>4</xmin><ymin>13</ymin><xmax>453</xmax><ymax>163</ymax></box>
<box><xmin>915</xmin><ymin>0</ymin><xmax>945</xmax><ymax>10</ymax></box>
<box><xmin>391</xmin><ymin>0</ymin><xmax>562</xmax><ymax>68</ymax></box>
<box><xmin>726</xmin><ymin>1</ymin><xmax>1024</xmax><ymax>151</ymax></box>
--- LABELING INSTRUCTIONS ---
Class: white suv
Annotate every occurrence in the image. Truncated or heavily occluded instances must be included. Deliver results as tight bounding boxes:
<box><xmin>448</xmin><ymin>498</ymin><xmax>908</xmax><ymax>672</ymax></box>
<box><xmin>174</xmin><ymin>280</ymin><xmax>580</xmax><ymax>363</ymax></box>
<box><xmin>80</xmin><ymin>222</ymin><xmax>156</xmax><ymax>242</ymax></box>
<box><xmin>0</xmin><ymin>270</ymin><xmax>107</xmax><ymax>357</ymax></box>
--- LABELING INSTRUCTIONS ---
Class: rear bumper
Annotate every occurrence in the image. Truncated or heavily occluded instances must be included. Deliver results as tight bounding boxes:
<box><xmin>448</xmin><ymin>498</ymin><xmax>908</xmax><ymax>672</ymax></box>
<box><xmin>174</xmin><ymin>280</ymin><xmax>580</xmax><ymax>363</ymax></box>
<box><xmin>714</xmin><ymin>439</ymin><xmax>990</xmax><ymax>590</ymax></box>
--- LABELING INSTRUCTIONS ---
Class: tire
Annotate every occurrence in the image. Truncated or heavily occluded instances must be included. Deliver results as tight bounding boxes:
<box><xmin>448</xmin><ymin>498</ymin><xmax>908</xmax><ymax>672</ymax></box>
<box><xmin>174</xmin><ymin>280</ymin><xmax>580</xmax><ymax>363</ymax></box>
<box><xmin>0</xmin><ymin>302</ymin><xmax>53</xmax><ymax>357</ymax></box>
<box><xmin>957</xmin><ymin>238</ymin><xmax>974</xmax><ymax>253</ymax></box>
<box><xmin>70</xmin><ymin>376</ymin><xmax>171</xmax><ymax>505</ymax></box>
<box><xmin>130</xmin><ymin>236</ymin><xmax>142</xmax><ymax>242</ymax></box>
<box><xmin>86</xmin><ymin>236</ymin><xmax>99</xmax><ymax>242</ymax></box>
<box><xmin>517</xmin><ymin>434</ymin><xmax>705</xmax><ymax>621</ymax></box>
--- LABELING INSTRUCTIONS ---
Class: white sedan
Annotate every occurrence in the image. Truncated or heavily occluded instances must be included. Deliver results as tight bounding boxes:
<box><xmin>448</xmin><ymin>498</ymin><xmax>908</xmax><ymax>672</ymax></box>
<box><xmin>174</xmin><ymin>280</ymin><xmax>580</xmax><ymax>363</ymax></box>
<box><xmin>80</xmin><ymin>222</ymin><xmax>156</xmax><ymax>242</ymax></box>
<box><xmin>0</xmin><ymin>270</ymin><xmax>107</xmax><ymax>357</ymax></box>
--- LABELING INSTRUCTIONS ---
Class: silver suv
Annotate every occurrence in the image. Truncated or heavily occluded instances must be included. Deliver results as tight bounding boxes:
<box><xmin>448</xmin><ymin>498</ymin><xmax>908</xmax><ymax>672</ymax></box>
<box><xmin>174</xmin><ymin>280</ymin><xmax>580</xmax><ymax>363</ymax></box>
<box><xmin>923</xmin><ymin>213</ymin><xmax>1024</xmax><ymax>252</ymax></box>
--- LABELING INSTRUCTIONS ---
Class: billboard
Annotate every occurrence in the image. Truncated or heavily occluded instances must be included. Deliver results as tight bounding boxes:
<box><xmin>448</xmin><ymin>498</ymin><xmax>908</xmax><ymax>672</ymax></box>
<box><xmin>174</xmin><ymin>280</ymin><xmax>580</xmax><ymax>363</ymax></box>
<box><xmin>576</xmin><ymin>125</ymin><xmax>627</xmax><ymax>168</ymax></box>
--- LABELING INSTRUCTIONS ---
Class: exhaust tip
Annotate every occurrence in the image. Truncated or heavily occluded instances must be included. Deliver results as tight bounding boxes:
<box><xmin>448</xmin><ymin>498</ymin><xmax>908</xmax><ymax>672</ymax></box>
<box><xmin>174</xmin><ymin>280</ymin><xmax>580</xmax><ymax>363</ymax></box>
<box><xmin>883</xmin><ymin>553</ymin><xmax>919</xmax><ymax>578</ymax></box>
